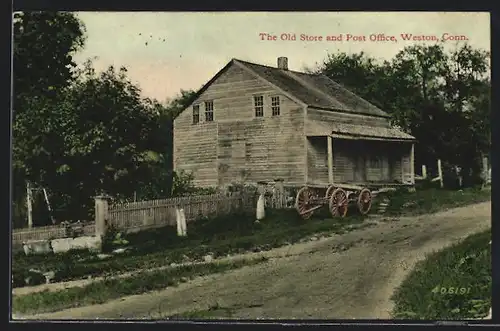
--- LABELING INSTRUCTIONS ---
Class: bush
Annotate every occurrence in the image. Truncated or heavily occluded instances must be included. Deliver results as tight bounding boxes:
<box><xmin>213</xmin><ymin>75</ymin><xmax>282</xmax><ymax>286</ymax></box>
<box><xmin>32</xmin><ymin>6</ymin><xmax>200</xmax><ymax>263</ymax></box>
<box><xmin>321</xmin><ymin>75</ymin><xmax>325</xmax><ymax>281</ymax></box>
<box><xmin>171</xmin><ymin>170</ymin><xmax>195</xmax><ymax>197</ymax></box>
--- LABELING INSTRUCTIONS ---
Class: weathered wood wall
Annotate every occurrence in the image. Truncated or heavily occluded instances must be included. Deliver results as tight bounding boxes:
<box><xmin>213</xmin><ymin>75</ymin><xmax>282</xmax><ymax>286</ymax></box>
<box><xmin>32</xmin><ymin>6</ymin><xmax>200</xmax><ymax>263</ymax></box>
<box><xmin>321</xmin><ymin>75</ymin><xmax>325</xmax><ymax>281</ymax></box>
<box><xmin>401</xmin><ymin>144</ymin><xmax>413</xmax><ymax>183</ymax></box>
<box><xmin>174</xmin><ymin>63</ymin><xmax>306</xmax><ymax>187</ymax></box>
<box><xmin>217</xmin><ymin>105</ymin><xmax>305</xmax><ymax>186</ymax></box>
<box><xmin>307</xmin><ymin>108</ymin><xmax>390</xmax><ymax>128</ymax></box>
<box><xmin>306</xmin><ymin>138</ymin><xmax>410</xmax><ymax>185</ymax></box>
<box><xmin>304</xmin><ymin>108</ymin><xmax>414</xmax><ymax>185</ymax></box>
<box><xmin>306</xmin><ymin>136</ymin><xmax>329</xmax><ymax>185</ymax></box>
<box><xmin>173</xmin><ymin>121</ymin><xmax>218</xmax><ymax>187</ymax></box>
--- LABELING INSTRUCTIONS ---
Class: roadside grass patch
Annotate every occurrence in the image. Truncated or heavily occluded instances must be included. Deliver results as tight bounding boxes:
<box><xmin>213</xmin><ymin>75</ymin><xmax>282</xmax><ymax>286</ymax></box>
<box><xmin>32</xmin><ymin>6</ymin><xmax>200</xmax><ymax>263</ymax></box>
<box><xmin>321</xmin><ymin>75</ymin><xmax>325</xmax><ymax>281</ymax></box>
<box><xmin>381</xmin><ymin>187</ymin><xmax>490</xmax><ymax>216</ymax></box>
<box><xmin>12</xmin><ymin>256</ymin><xmax>268</xmax><ymax>315</ymax></box>
<box><xmin>12</xmin><ymin>208</ymin><xmax>367</xmax><ymax>286</ymax></box>
<box><xmin>391</xmin><ymin>229</ymin><xmax>491</xmax><ymax>320</ymax></box>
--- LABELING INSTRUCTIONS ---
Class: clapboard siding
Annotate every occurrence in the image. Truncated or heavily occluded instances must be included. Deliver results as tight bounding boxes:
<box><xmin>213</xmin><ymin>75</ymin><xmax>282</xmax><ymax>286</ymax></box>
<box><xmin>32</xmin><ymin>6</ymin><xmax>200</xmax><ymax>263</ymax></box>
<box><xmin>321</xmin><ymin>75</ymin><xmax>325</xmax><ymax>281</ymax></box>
<box><xmin>401</xmin><ymin>144</ymin><xmax>412</xmax><ymax>183</ymax></box>
<box><xmin>217</xmin><ymin>106</ymin><xmax>305</xmax><ymax>186</ymax></box>
<box><xmin>392</xmin><ymin>158</ymin><xmax>403</xmax><ymax>182</ymax></box>
<box><xmin>174</xmin><ymin>62</ymin><xmax>305</xmax><ymax>187</ymax></box>
<box><xmin>333</xmin><ymin>140</ymin><xmax>356</xmax><ymax>183</ymax></box>
<box><xmin>307</xmin><ymin>108</ymin><xmax>390</xmax><ymax>128</ymax></box>
<box><xmin>387</xmin><ymin>143</ymin><xmax>411</xmax><ymax>183</ymax></box>
<box><xmin>174</xmin><ymin>60</ymin><xmax>414</xmax><ymax>189</ymax></box>
<box><xmin>307</xmin><ymin>137</ymin><xmax>329</xmax><ymax>185</ymax></box>
<box><xmin>307</xmin><ymin>139</ymin><xmax>408</xmax><ymax>185</ymax></box>
<box><xmin>174</xmin><ymin>123</ymin><xmax>218</xmax><ymax>187</ymax></box>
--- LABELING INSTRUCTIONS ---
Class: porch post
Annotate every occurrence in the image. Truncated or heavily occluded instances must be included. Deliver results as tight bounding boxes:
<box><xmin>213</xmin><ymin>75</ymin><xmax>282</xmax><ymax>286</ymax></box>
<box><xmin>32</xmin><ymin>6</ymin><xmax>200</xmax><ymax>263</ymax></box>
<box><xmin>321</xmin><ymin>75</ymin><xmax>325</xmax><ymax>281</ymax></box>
<box><xmin>410</xmin><ymin>143</ymin><xmax>415</xmax><ymax>185</ymax></box>
<box><xmin>327</xmin><ymin>136</ymin><xmax>334</xmax><ymax>184</ymax></box>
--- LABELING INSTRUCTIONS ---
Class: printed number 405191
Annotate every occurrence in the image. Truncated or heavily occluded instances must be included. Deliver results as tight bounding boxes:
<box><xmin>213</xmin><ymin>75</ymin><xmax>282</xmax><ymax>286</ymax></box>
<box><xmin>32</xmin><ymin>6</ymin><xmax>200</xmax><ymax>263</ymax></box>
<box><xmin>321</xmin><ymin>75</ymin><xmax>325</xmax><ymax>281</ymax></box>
<box><xmin>431</xmin><ymin>286</ymin><xmax>471</xmax><ymax>295</ymax></box>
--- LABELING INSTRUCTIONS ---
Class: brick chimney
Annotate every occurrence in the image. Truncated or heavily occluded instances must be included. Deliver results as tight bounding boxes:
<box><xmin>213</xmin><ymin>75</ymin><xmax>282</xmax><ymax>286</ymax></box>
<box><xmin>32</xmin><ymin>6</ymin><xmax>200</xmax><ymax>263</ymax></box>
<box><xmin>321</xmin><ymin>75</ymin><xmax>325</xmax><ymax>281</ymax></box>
<box><xmin>277</xmin><ymin>57</ymin><xmax>288</xmax><ymax>70</ymax></box>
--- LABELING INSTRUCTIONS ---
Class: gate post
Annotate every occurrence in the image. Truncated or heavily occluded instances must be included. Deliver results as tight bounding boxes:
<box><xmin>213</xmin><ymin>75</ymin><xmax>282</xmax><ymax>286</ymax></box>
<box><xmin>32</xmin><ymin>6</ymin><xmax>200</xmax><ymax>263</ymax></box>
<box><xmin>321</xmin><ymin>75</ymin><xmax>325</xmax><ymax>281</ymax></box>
<box><xmin>94</xmin><ymin>195</ymin><xmax>111</xmax><ymax>239</ymax></box>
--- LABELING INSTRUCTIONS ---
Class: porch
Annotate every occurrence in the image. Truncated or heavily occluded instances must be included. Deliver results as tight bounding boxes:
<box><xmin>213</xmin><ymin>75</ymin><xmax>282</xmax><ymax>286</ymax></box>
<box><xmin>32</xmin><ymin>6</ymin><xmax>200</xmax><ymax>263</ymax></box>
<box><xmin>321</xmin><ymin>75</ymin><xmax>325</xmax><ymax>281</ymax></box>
<box><xmin>305</xmin><ymin>128</ymin><xmax>416</xmax><ymax>187</ymax></box>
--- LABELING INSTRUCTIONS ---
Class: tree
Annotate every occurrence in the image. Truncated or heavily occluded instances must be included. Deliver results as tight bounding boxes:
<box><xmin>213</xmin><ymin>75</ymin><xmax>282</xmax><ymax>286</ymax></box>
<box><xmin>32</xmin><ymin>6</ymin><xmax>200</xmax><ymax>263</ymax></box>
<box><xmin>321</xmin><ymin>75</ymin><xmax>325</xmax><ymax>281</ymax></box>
<box><xmin>12</xmin><ymin>11</ymin><xmax>86</xmax><ymax>226</ymax></box>
<box><xmin>316</xmin><ymin>43</ymin><xmax>490</xmax><ymax>187</ymax></box>
<box><xmin>13</xmin><ymin>11</ymin><xmax>86</xmax><ymax>101</ymax></box>
<box><xmin>47</xmin><ymin>63</ymin><xmax>162</xmax><ymax>217</ymax></box>
<box><xmin>136</xmin><ymin>90</ymin><xmax>197</xmax><ymax>200</ymax></box>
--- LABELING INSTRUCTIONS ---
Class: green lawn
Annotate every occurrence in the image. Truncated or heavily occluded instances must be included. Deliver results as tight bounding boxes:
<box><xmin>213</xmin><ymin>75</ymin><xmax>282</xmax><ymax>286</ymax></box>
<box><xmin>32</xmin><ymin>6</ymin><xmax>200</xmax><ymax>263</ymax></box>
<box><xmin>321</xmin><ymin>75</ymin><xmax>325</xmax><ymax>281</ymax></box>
<box><xmin>391</xmin><ymin>229</ymin><xmax>491</xmax><ymax>320</ymax></box>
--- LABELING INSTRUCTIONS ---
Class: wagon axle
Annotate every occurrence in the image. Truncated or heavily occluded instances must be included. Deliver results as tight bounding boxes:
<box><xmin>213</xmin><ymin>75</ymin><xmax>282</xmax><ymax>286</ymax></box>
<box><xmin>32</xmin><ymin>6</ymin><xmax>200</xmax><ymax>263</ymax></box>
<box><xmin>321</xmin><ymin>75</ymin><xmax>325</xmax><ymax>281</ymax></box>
<box><xmin>295</xmin><ymin>184</ymin><xmax>373</xmax><ymax>219</ymax></box>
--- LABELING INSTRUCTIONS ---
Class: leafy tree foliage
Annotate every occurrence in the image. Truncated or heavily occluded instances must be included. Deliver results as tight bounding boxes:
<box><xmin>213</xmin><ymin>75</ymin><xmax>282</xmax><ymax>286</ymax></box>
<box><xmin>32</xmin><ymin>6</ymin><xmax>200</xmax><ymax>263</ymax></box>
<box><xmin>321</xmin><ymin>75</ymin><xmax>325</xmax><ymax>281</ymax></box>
<box><xmin>12</xmin><ymin>12</ymin><xmax>197</xmax><ymax>226</ymax></box>
<box><xmin>12</xmin><ymin>12</ymin><xmax>87</xmax><ymax>226</ymax></box>
<box><xmin>316</xmin><ymin>43</ymin><xmax>490</xmax><ymax>187</ymax></box>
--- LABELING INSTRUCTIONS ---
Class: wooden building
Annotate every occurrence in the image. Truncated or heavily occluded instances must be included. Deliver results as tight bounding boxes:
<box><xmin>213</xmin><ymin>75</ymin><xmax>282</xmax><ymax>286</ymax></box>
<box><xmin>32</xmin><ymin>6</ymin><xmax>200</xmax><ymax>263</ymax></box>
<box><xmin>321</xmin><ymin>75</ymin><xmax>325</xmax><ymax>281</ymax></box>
<box><xmin>173</xmin><ymin>57</ymin><xmax>416</xmax><ymax>188</ymax></box>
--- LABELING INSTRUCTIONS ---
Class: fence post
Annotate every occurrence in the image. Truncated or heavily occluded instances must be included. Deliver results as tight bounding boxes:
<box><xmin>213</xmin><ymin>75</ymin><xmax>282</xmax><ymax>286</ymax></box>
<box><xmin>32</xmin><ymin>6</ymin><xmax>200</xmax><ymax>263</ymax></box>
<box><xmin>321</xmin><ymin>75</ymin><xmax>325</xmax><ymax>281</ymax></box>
<box><xmin>274</xmin><ymin>179</ymin><xmax>284</xmax><ymax>209</ymax></box>
<box><xmin>94</xmin><ymin>195</ymin><xmax>111</xmax><ymax>239</ymax></box>
<box><xmin>26</xmin><ymin>182</ymin><xmax>33</xmax><ymax>229</ymax></box>
<box><xmin>437</xmin><ymin>159</ymin><xmax>444</xmax><ymax>188</ymax></box>
<box><xmin>422</xmin><ymin>165</ymin><xmax>427</xmax><ymax>179</ymax></box>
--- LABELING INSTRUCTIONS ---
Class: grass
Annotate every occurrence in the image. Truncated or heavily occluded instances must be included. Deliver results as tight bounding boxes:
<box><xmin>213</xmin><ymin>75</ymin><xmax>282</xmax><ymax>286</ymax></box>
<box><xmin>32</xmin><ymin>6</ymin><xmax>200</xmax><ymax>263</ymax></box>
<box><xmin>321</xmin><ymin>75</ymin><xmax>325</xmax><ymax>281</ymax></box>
<box><xmin>381</xmin><ymin>187</ymin><xmax>490</xmax><ymax>217</ymax></box>
<box><xmin>12</xmin><ymin>208</ymin><xmax>367</xmax><ymax>286</ymax></box>
<box><xmin>12</xmin><ymin>256</ymin><xmax>268</xmax><ymax>315</ymax></box>
<box><xmin>13</xmin><ymin>187</ymin><xmax>490</xmax><ymax>287</ymax></box>
<box><xmin>391</xmin><ymin>229</ymin><xmax>491</xmax><ymax>320</ymax></box>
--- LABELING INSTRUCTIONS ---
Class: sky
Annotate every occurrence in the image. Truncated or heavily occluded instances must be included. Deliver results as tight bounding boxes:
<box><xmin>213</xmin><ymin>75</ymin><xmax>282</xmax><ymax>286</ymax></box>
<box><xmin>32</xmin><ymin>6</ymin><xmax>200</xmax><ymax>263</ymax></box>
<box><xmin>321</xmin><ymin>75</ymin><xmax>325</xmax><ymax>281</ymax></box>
<box><xmin>73</xmin><ymin>12</ymin><xmax>490</xmax><ymax>102</ymax></box>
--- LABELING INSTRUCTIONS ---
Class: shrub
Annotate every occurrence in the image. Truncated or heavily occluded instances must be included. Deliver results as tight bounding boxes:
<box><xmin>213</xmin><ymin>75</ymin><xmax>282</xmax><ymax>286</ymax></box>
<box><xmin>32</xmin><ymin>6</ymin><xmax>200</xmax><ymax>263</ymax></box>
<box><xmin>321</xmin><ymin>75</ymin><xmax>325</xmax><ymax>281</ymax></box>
<box><xmin>171</xmin><ymin>170</ymin><xmax>196</xmax><ymax>197</ymax></box>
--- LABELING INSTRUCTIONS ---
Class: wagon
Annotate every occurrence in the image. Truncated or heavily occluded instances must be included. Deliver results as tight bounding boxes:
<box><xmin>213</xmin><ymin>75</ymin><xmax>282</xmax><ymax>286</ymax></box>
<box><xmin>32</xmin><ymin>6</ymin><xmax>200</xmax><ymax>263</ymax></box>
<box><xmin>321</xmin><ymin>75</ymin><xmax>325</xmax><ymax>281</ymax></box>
<box><xmin>294</xmin><ymin>183</ymin><xmax>376</xmax><ymax>219</ymax></box>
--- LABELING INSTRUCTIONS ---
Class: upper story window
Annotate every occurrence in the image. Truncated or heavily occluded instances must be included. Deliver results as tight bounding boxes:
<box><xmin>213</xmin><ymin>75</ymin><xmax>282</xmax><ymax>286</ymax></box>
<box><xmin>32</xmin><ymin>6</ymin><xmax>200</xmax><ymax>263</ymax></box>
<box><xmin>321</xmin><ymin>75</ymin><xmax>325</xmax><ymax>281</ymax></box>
<box><xmin>254</xmin><ymin>95</ymin><xmax>264</xmax><ymax>117</ymax></box>
<box><xmin>271</xmin><ymin>96</ymin><xmax>280</xmax><ymax>116</ymax></box>
<box><xmin>205</xmin><ymin>101</ymin><xmax>214</xmax><ymax>122</ymax></box>
<box><xmin>192</xmin><ymin>104</ymin><xmax>200</xmax><ymax>124</ymax></box>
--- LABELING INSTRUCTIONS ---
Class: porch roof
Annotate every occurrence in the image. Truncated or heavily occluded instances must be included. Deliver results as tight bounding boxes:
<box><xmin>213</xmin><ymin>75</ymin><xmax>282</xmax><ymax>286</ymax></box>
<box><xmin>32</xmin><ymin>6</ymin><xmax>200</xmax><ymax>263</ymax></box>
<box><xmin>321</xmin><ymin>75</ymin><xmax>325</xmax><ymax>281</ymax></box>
<box><xmin>305</xmin><ymin>120</ymin><xmax>416</xmax><ymax>142</ymax></box>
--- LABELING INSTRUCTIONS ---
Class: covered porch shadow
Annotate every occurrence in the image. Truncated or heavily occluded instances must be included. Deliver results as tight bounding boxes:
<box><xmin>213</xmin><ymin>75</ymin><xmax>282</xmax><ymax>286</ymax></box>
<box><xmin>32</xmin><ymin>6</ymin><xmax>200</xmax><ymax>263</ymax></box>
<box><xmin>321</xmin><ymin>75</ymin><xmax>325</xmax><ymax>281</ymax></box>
<box><xmin>305</xmin><ymin>120</ymin><xmax>417</xmax><ymax>187</ymax></box>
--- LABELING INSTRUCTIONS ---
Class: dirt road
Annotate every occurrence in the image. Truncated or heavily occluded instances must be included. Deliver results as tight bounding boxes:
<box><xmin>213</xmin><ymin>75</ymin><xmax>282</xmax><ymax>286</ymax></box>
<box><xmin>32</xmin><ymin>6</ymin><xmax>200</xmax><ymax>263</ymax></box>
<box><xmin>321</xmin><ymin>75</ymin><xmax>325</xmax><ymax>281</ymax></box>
<box><xmin>17</xmin><ymin>201</ymin><xmax>491</xmax><ymax>320</ymax></box>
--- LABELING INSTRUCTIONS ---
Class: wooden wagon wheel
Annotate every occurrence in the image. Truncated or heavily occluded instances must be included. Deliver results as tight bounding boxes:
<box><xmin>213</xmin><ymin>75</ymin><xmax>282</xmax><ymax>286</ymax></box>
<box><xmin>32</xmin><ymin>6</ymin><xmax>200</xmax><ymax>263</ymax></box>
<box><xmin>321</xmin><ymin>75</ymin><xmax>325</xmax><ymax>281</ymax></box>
<box><xmin>325</xmin><ymin>184</ymin><xmax>336</xmax><ymax>199</ymax></box>
<box><xmin>357</xmin><ymin>188</ymin><xmax>372</xmax><ymax>215</ymax></box>
<box><xmin>295</xmin><ymin>187</ymin><xmax>315</xmax><ymax>219</ymax></box>
<box><xmin>329</xmin><ymin>188</ymin><xmax>349</xmax><ymax>218</ymax></box>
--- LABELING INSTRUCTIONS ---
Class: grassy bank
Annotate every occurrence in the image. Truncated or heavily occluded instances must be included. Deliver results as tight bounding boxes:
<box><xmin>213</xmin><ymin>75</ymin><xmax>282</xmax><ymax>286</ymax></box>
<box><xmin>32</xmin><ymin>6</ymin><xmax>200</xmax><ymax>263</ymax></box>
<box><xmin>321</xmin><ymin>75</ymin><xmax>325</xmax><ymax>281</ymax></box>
<box><xmin>12</xmin><ymin>256</ymin><xmax>268</xmax><ymax>315</ymax></box>
<box><xmin>391</xmin><ymin>229</ymin><xmax>491</xmax><ymax>320</ymax></box>
<box><xmin>382</xmin><ymin>187</ymin><xmax>490</xmax><ymax>216</ymax></box>
<box><xmin>13</xmin><ymin>208</ymin><xmax>367</xmax><ymax>286</ymax></box>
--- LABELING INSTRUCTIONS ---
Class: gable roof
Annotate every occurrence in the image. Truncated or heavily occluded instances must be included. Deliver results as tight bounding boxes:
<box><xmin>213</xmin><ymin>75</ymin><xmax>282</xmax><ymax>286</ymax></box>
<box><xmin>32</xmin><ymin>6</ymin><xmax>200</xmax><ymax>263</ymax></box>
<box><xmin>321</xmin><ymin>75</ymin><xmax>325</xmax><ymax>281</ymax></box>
<box><xmin>234</xmin><ymin>59</ymin><xmax>390</xmax><ymax>118</ymax></box>
<box><xmin>180</xmin><ymin>58</ymin><xmax>390</xmax><ymax>119</ymax></box>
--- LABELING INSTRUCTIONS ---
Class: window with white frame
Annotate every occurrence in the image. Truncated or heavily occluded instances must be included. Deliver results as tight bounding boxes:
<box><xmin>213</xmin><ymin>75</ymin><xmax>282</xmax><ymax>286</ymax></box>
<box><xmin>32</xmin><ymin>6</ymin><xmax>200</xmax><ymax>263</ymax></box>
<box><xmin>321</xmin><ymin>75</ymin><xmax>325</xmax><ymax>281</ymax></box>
<box><xmin>192</xmin><ymin>104</ymin><xmax>200</xmax><ymax>124</ymax></box>
<box><xmin>271</xmin><ymin>96</ymin><xmax>280</xmax><ymax>116</ymax></box>
<box><xmin>254</xmin><ymin>95</ymin><xmax>264</xmax><ymax>117</ymax></box>
<box><xmin>205</xmin><ymin>101</ymin><xmax>214</xmax><ymax>122</ymax></box>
